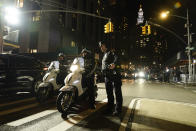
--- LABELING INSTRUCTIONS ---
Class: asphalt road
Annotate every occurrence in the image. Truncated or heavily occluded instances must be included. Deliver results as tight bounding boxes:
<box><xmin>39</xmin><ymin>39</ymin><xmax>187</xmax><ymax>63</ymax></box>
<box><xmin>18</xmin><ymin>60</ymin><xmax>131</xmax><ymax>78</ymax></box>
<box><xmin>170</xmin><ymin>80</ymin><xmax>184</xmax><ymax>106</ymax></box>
<box><xmin>0</xmin><ymin>79</ymin><xmax>196</xmax><ymax>131</ymax></box>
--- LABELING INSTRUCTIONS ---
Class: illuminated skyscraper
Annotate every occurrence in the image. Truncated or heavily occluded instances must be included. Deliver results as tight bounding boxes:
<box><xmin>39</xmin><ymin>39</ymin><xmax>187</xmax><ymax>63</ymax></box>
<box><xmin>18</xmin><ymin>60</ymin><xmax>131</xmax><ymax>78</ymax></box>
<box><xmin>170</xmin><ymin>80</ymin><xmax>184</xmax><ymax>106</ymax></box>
<box><xmin>137</xmin><ymin>5</ymin><xmax>144</xmax><ymax>25</ymax></box>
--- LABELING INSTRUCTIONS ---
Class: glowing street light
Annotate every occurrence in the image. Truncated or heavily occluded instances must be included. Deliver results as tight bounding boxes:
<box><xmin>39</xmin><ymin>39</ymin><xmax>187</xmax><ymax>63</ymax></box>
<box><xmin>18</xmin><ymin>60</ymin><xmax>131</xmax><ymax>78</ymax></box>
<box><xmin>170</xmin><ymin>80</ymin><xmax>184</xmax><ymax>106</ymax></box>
<box><xmin>160</xmin><ymin>11</ymin><xmax>170</xmax><ymax>19</ymax></box>
<box><xmin>4</xmin><ymin>7</ymin><xmax>20</xmax><ymax>25</ymax></box>
<box><xmin>0</xmin><ymin>6</ymin><xmax>20</xmax><ymax>53</ymax></box>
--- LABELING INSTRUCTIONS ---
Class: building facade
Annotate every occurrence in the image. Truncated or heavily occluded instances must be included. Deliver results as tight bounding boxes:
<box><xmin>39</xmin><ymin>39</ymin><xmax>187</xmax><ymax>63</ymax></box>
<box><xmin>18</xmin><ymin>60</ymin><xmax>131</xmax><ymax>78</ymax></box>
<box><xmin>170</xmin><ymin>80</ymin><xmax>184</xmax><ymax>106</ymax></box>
<box><xmin>10</xmin><ymin>0</ymin><xmax>105</xmax><ymax>54</ymax></box>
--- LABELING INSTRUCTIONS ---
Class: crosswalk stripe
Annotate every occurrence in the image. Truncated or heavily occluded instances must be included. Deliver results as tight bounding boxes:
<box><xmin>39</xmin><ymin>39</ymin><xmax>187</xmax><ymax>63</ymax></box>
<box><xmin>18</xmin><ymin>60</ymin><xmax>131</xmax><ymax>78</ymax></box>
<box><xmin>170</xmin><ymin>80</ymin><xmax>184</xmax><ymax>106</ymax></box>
<box><xmin>48</xmin><ymin>98</ymin><xmax>107</xmax><ymax>131</ymax></box>
<box><xmin>119</xmin><ymin>98</ymin><xmax>139</xmax><ymax>131</ymax></box>
<box><xmin>6</xmin><ymin>109</ymin><xmax>57</xmax><ymax>126</ymax></box>
<box><xmin>0</xmin><ymin>103</ymin><xmax>39</xmax><ymax>116</ymax></box>
<box><xmin>0</xmin><ymin>97</ymin><xmax>35</xmax><ymax>107</ymax></box>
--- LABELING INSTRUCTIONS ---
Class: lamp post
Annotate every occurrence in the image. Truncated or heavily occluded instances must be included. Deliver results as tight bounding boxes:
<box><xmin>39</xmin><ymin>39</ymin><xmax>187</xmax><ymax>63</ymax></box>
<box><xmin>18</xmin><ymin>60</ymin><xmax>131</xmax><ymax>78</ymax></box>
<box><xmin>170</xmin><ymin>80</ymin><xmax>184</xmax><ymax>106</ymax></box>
<box><xmin>0</xmin><ymin>6</ymin><xmax>20</xmax><ymax>54</ymax></box>
<box><xmin>160</xmin><ymin>9</ymin><xmax>192</xmax><ymax>82</ymax></box>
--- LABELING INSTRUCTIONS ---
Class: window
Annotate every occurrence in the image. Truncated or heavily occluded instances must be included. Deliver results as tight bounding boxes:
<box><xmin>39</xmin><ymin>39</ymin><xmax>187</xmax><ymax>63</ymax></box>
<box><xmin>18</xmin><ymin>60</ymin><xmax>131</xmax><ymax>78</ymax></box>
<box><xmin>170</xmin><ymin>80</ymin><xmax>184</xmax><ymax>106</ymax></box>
<box><xmin>71</xmin><ymin>41</ymin><xmax>76</xmax><ymax>47</ymax></box>
<box><xmin>16</xmin><ymin>0</ymin><xmax>23</xmax><ymax>8</ymax></box>
<box><xmin>73</xmin><ymin>0</ymin><xmax>77</xmax><ymax>9</ymax></box>
<box><xmin>98</xmin><ymin>0</ymin><xmax>101</xmax><ymax>5</ymax></box>
<box><xmin>72</xmin><ymin>14</ymin><xmax>77</xmax><ymax>31</ymax></box>
<box><xmin>30</xmin><ymin>49</ymin><xmax>38</xmax><ymax>53</ymax></box>
<box><xmin>29</xmin><ymin>32</ymin><xmax>38</xmax><ymax>53</ymax></box>
<box><xmin>32</xmin><ymin>12</ymin><xmax>41</xmax><ymax>22</ymax></box>
<box><xmin>82</xmin><ymin>16</ymin><xmax>86</xmax><ymax>32</ymax></box>
<box><xmin>83</xmin><ymin>0</ymin><xmax>87</xmax><ymax>11</ymax></box>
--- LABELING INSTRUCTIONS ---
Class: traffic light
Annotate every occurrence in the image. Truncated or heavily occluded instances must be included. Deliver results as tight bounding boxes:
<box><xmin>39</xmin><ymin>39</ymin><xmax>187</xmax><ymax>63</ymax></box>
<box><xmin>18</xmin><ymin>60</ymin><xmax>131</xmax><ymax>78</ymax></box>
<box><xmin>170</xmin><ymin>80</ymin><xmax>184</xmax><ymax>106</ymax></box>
<box><xmin>104</xmin><ymin>21</ymin><xmax>114</xmax><ymax>33</ymax></box>
<box><xmin>104</xmin><ymin>23</ymin><xmax>110</xmax><ymax>33</ymax></box>
<box><xmin>141</xmin><ymin>26</ymin><xmax>146</xmax><ymax>35</ymax></box>
<box><xmin>147</xmin><ymin>25</ymin><xmax>151</xmax><ymax>35</ymax></box>
<box><xmin>109</xmin><ymin>22</ymin><xmax>114</xmax><ymax>33</ymax></box>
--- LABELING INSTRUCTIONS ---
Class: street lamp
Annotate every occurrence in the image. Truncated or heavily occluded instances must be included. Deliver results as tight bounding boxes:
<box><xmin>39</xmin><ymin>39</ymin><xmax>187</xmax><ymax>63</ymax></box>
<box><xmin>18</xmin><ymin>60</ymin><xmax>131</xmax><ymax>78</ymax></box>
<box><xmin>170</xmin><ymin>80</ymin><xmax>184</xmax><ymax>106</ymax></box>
<box><xmin>160</xmin><ymin>11</ymin><xmax>170</xmax><ymax>19</ymax></box>
<box><xmin>160</xmin><ymin>9</ymin><xmax>192</xmax><ymax>82</ymax></box>
<box><xmin>0</xmin><ymin>6</ymin><xmax>20</xmax><ymax>53</ymax></box>
<box><xmin>4</xmin><ymin>7</ymin><xmax>20</xmax><ymax>25</ymax></box>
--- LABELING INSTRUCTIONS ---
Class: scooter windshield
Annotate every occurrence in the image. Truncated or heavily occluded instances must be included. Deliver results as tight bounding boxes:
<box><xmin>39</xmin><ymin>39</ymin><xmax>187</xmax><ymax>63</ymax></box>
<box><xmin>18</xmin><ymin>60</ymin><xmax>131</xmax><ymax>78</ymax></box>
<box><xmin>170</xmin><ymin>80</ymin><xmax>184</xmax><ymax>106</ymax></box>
<box><xmin>72</xmin><ymin>57</ymin><xmax>84</xmax><ymax>68</ymax></box>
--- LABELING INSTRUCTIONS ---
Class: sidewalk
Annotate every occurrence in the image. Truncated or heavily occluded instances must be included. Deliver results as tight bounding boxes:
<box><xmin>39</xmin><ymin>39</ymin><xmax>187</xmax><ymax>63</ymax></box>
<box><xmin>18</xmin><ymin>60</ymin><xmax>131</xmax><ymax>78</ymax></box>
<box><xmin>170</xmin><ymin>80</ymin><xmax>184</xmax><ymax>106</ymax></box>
<box><xmin>129</xmin><ymin>98</ymin><xmax>196</xmax><ymax>131</ymax></box>
<box><xmin>170</xmin><ymin>81</ymin><xmax>196</xmax><ymax>90</ymax></box>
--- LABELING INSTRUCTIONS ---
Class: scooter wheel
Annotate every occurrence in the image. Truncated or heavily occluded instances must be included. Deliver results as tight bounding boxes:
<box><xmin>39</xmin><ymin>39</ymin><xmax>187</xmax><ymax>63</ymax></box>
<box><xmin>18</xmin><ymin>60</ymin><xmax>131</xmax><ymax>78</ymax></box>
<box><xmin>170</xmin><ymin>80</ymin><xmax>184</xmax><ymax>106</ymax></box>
<box><xmin>56</xmin><ymin>92</ymin><xmax>73</xmax><ymax>114</ymax></box>
<box><xmin>36</xmin><ymin>87</ymin><xmax>50</xmax><ymax>103</ymax></box>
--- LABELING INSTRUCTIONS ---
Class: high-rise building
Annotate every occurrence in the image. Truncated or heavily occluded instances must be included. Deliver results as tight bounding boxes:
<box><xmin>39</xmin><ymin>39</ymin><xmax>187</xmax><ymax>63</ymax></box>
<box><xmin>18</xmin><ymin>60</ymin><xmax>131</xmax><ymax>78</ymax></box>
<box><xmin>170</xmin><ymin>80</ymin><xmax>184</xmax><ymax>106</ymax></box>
<box><xmin>135</xmin><ymin>5</ymin><xmax>168</xmax><ymax>67</ymax></box>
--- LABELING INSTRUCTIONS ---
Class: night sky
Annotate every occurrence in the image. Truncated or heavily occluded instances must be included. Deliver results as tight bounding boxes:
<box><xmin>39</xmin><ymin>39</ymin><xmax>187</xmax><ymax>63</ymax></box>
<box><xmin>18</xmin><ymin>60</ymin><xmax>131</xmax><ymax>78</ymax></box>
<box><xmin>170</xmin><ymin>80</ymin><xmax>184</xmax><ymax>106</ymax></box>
<box><xmin>109</xmin><ymin>0</ymin><xmax>196</xmax><ymax>59</ymax></box>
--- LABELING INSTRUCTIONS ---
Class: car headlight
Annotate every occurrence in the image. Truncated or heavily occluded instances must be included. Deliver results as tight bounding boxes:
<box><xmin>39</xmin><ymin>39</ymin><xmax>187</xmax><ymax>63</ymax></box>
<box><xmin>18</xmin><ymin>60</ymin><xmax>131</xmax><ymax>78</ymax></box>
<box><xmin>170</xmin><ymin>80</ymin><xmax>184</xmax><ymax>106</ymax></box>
<box><xmin>70</xmin><ymin>65</ymin><xmax>78</xmax><ymax>72</ymax></box>
<box><xmin>138</xmin><ymin>71</ymin><xmax>145</xmax><ymax>77</ymax></box>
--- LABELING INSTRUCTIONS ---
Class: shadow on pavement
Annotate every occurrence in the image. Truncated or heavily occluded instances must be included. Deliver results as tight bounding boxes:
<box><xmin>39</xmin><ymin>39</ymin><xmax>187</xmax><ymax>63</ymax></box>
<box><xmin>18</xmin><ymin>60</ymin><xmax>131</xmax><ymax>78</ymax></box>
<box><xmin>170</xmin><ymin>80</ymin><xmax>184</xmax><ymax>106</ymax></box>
<box><xmin>66</xmin><ymin>105</ymin><xmax>129</xmax><ymax>131</ymax></box>
<box><xmin>129</xmin><ymin>110</ymin><xmax>196</xmax><ymax>131</ymax></box>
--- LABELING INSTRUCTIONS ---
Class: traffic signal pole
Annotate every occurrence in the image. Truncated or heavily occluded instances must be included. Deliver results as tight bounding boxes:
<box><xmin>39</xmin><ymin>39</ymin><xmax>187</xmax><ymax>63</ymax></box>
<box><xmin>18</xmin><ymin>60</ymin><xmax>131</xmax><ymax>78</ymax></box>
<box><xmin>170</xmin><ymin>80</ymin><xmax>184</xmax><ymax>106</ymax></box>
<box><xmin>24</xmin><ymin>9</ymin><xmax>110</xmax><ymax>20</ymax></box>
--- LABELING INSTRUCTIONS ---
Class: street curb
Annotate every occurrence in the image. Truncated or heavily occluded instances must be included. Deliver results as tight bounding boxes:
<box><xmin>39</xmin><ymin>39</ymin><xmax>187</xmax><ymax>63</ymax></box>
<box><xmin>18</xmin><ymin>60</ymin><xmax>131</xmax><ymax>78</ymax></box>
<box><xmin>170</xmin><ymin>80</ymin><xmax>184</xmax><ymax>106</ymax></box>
<box><xmin>170</xmin><ymin>82</ymin><xmax>196</xmax><ymax>90</ymax></box>
<box><xmin>130</xmin><ymin>98</ymin><xmax>196</xmax><ymax>131</ymax></box>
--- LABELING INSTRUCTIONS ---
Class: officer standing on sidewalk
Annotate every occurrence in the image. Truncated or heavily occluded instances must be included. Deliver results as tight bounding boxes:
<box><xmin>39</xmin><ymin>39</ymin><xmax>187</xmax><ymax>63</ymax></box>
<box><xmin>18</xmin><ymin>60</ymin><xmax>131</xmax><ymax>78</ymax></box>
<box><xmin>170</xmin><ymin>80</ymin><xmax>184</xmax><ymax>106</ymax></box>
<box><xmin>99</xmin><ymin>41</ymin><xmax>123</xmax><ymax>116</ymax></box>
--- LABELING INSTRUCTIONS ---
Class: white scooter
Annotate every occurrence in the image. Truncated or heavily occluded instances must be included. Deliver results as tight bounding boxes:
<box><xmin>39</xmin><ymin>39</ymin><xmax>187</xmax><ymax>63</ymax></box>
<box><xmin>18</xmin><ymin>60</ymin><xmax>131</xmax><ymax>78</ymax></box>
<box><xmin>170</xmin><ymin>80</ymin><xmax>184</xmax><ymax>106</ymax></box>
<box><xmin>56</xmin><ymin>57</ymin><xmax>97</xmax><ymax>114</ymax></box>
<box><xmin>36</xmin><ymin>61</ymin><xmax>67</xmax><ymax>103</ymax></box>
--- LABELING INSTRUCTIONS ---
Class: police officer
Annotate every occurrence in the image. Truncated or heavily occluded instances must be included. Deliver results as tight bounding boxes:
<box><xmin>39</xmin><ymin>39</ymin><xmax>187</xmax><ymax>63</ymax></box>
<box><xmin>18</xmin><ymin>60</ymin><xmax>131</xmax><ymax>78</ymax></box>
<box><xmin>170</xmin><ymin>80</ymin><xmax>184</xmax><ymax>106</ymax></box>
<box><xmin>48</xmin><ymin>53</ymin><xmax>67</xmax><ymax>85</ymax></box>
<box><xmin>81</xmin><ymin>48</ymin><xmax>96</xmax><ymax>109</ymax></box>
<box><xmin>99</xmin><ymin>41</ymin><xmax>123</xmax><ymax>116</ymax></box>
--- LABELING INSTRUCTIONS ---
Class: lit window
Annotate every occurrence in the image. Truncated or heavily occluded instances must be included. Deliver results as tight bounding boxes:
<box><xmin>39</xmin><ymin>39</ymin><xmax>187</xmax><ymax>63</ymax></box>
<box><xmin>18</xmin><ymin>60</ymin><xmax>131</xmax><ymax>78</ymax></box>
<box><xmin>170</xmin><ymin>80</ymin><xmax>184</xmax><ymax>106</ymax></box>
<box><xmin>71</xmin><ymin>41</ymin><xmax>76</xmax><ymax>47</ymax></box>
<box><xmin>30</xmin><ymin>49</ymin><xmax>37</xmax><ymax>53</ymax></box>
<box><xmin>16</xmin><ymin>0</ymin><xmax>23</xmax><ymax>8</ymax></box>
<box><xmin>96</xmin><ymin>9</ymin><xmax>100</xmax><ymax>15</ymax></box>
<box><xmin>98</xmin><ymin>0</ymin><xmax>101</xmax><ymax>5</ymax></box>
<box><xmin>32</xmin><ymin>12</ymin><xmax>41</xmax><ymax>22</ymax></box>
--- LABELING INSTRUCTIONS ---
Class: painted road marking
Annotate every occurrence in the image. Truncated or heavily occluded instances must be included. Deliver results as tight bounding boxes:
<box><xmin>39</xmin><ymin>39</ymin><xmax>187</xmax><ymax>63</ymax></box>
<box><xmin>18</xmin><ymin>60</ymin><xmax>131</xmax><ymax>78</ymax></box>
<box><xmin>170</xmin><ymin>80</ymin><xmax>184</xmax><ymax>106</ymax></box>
<box><xmin>0</xmin><ymin>103</ymin><xmax>39</xmax><ymax>116</ymax></box>
<box><xmin>6</xmin><ymin>109</ymin><xmax>57</xmax><ymax>126</ymax></box>
<box><xmin>48</xmin><ymin>98</ymin><xmax>107</xmax><ymax>131</ymax></box>
<box><xmin>142</xmin><ymin>98</ymin><xmax>196</xmax><ymax>107</ymax></box>
<box><xmin>119</xmin><ymin>98</ymin><xmax>139</xmax><ymax>131</ymax></box>
<box><xmin>192</xmin><ymin>90</ymin><xmax>196</xmax><ymax>93</ymax></box>
<box><xmin>0</xmin><ymin>97</ymin><xmax>35</xmax><ymax>107</ymax></box>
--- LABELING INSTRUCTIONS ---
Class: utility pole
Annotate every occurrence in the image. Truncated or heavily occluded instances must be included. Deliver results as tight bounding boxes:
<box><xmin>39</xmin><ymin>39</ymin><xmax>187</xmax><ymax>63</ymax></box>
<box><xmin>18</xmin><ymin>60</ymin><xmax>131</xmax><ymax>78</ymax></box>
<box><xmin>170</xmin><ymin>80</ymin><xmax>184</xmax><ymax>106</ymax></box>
<box><xmin>186</xmin><ymin>9</ymin><xmax>192</xmax><ymax>83</ymax></box>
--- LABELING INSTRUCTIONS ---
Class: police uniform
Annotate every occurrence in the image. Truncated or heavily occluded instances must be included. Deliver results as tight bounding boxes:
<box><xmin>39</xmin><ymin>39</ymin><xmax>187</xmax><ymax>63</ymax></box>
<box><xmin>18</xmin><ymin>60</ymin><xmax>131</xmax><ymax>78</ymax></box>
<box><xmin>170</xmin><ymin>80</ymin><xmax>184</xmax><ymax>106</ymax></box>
<box><xmin>102</xmin><ymin>50</ymin><xmax>123</xmax><ymax>114</ymax></box>
<box><xmin>82</xmin><ymin>50</ymin><xmax>96</xmax><ymax>109</ymax></box>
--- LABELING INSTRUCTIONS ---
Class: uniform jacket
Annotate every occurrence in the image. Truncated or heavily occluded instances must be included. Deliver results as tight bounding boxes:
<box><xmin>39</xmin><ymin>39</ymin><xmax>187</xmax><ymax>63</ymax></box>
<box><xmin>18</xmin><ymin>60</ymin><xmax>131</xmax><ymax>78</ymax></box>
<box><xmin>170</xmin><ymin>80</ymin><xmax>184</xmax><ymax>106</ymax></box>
<box><xmin>102</xmin><ymin>50</ymin><xmax>121</xmax><ymax>76</ymax></box>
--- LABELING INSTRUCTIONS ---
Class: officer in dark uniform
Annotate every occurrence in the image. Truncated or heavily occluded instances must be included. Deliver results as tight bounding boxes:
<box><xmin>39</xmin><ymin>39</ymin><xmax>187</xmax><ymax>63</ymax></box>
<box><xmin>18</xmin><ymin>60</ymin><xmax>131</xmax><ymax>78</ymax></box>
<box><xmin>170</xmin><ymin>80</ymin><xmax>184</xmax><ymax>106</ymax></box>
<box><xmin>81</xmin><ymin>48</ymin><xmax>96</xmax><ymax>109</ymax></box>
<box><xmin>99</xmin><ymin>41</ymin><xmax>123</xmax><ymax>116</ymax></box>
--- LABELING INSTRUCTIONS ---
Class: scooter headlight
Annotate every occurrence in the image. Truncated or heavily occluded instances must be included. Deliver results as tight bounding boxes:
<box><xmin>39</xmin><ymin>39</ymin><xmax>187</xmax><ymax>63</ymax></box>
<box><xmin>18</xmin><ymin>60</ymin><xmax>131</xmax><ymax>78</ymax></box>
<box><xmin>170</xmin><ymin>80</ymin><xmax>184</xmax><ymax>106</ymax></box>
<box><xmin>70</xmin><ymin>65</ymin><xmax>79</xmax><ymax>72</ymax></box>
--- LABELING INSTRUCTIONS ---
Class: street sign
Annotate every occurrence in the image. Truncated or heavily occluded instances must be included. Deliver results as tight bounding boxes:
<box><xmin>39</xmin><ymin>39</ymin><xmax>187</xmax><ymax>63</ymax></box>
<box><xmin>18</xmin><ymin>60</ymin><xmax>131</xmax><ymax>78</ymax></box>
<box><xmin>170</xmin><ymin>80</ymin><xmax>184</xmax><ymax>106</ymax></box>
<box><xmin>186</xmin><ymin>46</ymin><xmax>194</xmax><ymax>50</ymax></box>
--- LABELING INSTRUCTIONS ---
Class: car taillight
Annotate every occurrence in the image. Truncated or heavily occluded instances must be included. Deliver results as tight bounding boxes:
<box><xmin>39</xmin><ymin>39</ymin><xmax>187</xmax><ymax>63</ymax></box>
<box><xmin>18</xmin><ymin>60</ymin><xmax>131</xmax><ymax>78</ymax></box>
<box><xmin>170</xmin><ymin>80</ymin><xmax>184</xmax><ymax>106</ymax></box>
<box><xmin>43</xmin><ymin>67</ymin><xmax>48</xmax><ymax>71</ymax></box>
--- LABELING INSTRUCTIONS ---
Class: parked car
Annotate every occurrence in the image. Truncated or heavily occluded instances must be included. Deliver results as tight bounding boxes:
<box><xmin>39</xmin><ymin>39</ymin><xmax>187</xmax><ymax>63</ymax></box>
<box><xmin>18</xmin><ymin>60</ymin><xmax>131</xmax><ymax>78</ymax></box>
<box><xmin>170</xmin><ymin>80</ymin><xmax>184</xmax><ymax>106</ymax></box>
<box><xmin>0</xmin><ymin>54</ymin><xmax>46</xmax><ymax>94</ymax></box>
